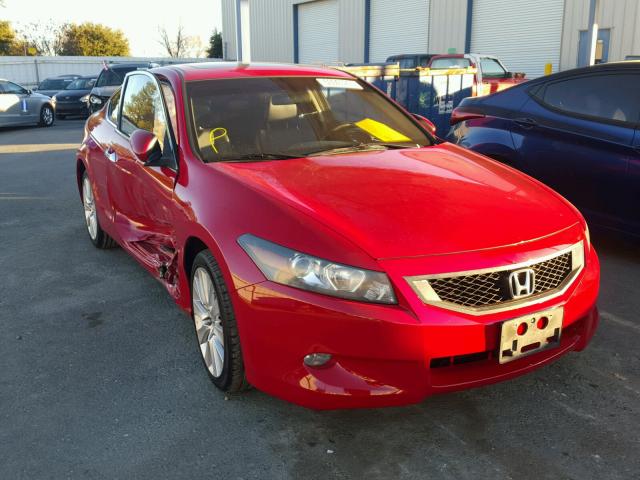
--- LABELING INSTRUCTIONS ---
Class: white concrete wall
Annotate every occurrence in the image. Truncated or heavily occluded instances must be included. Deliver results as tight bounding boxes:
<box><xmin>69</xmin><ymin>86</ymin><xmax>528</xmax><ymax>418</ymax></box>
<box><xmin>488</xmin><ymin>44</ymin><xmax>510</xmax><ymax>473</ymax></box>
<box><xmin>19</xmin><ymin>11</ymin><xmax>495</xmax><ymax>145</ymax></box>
<box><xmin>0</xmin><ymin>56</ymin><xmax>211</xmax><ymax>89</ymax></box>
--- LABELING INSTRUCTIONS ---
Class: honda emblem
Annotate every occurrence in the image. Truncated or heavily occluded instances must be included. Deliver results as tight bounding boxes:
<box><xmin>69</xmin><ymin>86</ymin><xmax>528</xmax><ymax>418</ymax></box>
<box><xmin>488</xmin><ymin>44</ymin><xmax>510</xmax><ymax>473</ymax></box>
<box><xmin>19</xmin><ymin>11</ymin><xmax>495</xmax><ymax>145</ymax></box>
<box><xmin>508</xmin><ymin>268</ymin><xmax>536</xmax><ymax>299</ymax></box>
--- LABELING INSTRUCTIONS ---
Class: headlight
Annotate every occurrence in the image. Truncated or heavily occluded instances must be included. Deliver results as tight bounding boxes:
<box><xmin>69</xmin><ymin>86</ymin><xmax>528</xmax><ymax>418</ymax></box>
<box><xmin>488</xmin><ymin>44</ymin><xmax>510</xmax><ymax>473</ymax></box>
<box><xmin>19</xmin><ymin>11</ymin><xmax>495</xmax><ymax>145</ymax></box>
<box><xmin>585</xmin><ymin>224</ymin><xmax>590</xmax><ymax>246</ymax></box>
<box><xmin>80</xmin><ymin>94</ymin><xmax>89</xmax><ymax>103</ymax></box>
<box><xmin>238</xmin><ymin>234</ymin><xmax>396</xmax><ymax>304</ymax></box>
<box><xmin>89</xmin><ymin>95</ymin><xmax>102</xmax><ymax>105</ymax></box>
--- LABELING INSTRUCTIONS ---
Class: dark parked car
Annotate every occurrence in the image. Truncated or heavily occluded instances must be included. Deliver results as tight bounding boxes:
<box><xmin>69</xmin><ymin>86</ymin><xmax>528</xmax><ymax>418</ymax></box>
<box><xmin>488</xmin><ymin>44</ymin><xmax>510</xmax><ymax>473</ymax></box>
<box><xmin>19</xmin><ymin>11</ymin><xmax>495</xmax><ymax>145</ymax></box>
<box><xmin>88</xmin><ymin>63</ymin><xmax>155</xmax><ymax>112</ymax></box>
<box><xmin>447</xmin><ymin>62</ymin><xmax>640</xmax><ymax>237</ymax></box>
<box><xmin>34</xmin><ymin>75</ymin><xmax>80</xmax><ymax>97</ymax></box>
<box><xmin>52</xmin><ymin>76</ymin><xmax>97</xmax><ymax>119</ymax></box>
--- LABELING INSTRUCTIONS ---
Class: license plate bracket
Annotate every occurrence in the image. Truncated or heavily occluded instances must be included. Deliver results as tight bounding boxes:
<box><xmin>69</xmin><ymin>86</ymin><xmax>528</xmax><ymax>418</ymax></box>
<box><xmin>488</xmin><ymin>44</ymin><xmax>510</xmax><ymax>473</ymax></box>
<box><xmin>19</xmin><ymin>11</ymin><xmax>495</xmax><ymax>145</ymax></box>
<box><xmin>499</xmin><ymin>307</ymin><xmax>563</xmax><ymax>364</ymax></box>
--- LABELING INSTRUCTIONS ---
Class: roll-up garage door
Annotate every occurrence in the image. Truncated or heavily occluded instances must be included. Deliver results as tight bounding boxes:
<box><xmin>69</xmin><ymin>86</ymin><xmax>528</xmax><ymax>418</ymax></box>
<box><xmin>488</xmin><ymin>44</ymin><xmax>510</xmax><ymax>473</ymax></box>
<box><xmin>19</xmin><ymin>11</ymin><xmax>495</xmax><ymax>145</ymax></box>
<box><xmin>471</xmin><ymin>0</ymin><xmax>563</xmax><ymax>78</ymax></box>
<box><xmin>298</xmin><ymin>0</ymin><xmax>339</xmax><ymax>64</ymax></box>
<box><xmin>369</xmin><ymin>0</ymin><xmax>430</xmax><ymax>63</ymax></box>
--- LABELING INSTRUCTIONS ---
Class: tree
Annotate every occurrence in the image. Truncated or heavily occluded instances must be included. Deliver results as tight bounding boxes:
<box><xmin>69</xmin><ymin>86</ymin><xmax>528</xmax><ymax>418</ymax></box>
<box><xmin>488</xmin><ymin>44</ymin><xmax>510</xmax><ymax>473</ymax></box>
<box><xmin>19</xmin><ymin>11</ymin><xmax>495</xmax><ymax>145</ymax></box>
<box><xmin>158</xmin><ymin>25</ymin><xmax>188</xmax><ymax>58</ymax></box>
<box><xmin>59</xmin><ymin>23</ymin><xmax>130</xmax><ymax>56</ymax></box>
<box><xmin>16</xmin><ymin>21</ymin><xmax>68</xmax><ymax>56</ymax></box>
<box><xmin>206</xmin><ymin>29</ymin><xmax>222</xmax><ymax>58</ymax></box>
<box><xmin>0</xmin><ymin>20</ymin><xmax>19</xmax><ymax>55</ymax></box>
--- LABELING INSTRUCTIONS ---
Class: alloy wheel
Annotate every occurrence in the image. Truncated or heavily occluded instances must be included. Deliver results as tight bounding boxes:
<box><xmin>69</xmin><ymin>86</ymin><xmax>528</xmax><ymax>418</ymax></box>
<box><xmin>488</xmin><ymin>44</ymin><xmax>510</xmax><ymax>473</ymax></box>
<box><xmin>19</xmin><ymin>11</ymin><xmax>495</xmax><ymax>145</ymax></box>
<box><xmin>192</xmin><ymin>266</ymin><xmax>225</xmax><ymax>377</ymax></box>
<box><xmin>82</xmin><ymin>175</ymin><xmax>98</xmax><ymax>240</ymax></box>
<box><xmin>42</xmin><ymin>106</ymin><xmax>54</xmax><ymax>126</ymax></box>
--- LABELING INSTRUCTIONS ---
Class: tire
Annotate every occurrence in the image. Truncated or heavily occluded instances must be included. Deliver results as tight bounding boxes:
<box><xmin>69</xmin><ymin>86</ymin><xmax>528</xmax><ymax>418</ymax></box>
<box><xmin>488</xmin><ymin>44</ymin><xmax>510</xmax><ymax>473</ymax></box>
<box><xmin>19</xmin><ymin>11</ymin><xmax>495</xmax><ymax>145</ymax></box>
<box><xmin>81</xmin><ymin>171</ymin><xmax>117</xmax><ymax>249</ymax></box>
<box><xmin>191</xmin><ymin>250</ymin><xmax>248</xmax><ymax>393</ymax></box>
<box><xmin>38</xmin><ymin>104</ymin><xmax>55</xmax><ymax>127</ymax></box>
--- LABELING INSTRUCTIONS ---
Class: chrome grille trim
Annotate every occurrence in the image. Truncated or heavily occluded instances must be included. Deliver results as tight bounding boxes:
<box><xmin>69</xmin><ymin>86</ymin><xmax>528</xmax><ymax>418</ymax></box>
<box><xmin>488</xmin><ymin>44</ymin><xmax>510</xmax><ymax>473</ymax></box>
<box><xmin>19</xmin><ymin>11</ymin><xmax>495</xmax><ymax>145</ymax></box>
<box><xmin>405</xmin><ymin>241</ymin><xmax>585</xmax><ymax>315</ymax></box>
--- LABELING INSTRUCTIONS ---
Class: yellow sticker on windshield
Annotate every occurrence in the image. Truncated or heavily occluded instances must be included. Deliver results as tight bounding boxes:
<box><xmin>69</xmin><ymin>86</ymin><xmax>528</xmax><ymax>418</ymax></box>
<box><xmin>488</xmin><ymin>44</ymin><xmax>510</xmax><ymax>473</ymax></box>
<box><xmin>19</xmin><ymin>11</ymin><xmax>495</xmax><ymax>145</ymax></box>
<box><xmin>355</xmin><ymin>118</ymin><xmax>411</xmax><ymax>143</ymax></box>
<box><xmin>209</xmin><ymin>127</ymin><xmax>229</xmax><ymax>154</ymax></box>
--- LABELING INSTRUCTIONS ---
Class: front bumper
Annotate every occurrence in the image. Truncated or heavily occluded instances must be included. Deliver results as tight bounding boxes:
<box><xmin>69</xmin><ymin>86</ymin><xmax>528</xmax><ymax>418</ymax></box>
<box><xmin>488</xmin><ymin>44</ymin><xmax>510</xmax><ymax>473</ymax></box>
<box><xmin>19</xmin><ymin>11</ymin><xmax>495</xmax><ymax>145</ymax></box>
<box><xmin>233</xmin><ymin>243</ymin><xmax>600</xmax><ymax>410</ymax></box>
<box><xmin>56</xmin><ymin>101</ymin><xmax>90</xmax><ymax>116</ymax></box>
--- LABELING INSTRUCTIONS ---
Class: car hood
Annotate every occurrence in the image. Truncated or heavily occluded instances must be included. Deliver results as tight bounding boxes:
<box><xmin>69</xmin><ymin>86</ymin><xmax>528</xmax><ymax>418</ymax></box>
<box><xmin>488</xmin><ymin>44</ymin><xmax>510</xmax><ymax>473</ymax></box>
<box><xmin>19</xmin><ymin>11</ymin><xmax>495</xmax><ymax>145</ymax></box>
<box><xmin>35</xmin><ymin>90</ymin><xmax>59</xmax><ymax>97</ymax></box>
<box><xmin>218</xmin><ymin>144</ymin><xmax>580</xmax><ymax>259</ymax></box>
<box><xmin>56</xmin><ymin>89</ymin><xmax>90</xmax><ymax>99</ymax></box>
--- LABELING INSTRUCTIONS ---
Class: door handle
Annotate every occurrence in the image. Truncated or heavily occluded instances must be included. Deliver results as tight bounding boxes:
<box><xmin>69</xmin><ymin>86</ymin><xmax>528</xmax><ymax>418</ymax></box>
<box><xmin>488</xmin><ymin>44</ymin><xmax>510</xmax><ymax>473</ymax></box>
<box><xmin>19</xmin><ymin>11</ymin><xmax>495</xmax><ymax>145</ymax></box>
<box><xmin>105</xmin><ymin>147</ymin><xmax>118</xmax><ymax>163</ymax></box>
<box><xmin>514</xmin><ymin>118</ymin><xmax>538</xmax><ymax>129</ymax></box>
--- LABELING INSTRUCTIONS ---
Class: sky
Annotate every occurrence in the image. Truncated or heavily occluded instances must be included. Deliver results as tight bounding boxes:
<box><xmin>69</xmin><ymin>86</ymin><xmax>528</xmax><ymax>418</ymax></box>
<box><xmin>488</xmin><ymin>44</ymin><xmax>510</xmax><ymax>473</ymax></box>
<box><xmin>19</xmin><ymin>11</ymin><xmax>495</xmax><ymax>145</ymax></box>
<box><xmin>1</xmin><ymin>0</ymin><xmax>223</xmax><ymax>57</ymax></box>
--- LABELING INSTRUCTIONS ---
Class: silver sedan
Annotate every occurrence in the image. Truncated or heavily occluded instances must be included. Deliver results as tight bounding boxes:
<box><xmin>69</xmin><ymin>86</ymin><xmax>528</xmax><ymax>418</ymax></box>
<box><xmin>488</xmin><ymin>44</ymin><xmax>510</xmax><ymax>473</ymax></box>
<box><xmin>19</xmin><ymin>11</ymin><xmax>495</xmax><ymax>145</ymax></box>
<box><xmin>0</xmin><ymin>79</ymin><xmax>56</xmax><ymax>128</ymax></box>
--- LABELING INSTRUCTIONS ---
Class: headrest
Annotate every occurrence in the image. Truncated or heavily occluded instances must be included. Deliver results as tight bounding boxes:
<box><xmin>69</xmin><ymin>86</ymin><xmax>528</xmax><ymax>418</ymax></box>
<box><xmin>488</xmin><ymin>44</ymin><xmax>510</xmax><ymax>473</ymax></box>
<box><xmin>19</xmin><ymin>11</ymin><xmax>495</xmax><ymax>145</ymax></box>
<box><xmin>268</xmin><ymin>95</ymin><xmax>297</xmax><ymax>121</ymax></box>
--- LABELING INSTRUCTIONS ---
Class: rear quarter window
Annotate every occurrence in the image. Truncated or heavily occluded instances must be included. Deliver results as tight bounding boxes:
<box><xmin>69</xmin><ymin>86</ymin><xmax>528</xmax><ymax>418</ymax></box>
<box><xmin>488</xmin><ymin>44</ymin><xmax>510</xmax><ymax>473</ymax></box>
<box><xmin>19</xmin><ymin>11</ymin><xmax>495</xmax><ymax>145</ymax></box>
<box><xmin>538</xmin><ymin>72</ymin><xmax>640</xmax><ymax>125</ymax></box>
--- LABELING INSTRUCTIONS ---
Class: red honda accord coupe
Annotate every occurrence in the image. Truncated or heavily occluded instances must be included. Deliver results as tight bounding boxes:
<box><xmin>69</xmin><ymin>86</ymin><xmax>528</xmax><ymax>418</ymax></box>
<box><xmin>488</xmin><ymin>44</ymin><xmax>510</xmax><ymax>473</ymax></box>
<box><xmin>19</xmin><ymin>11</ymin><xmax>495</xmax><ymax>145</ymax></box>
<box><xmin>76</xmin><ymin>62</ymin><xmax>599</xmax><ymax>409</ymax></box>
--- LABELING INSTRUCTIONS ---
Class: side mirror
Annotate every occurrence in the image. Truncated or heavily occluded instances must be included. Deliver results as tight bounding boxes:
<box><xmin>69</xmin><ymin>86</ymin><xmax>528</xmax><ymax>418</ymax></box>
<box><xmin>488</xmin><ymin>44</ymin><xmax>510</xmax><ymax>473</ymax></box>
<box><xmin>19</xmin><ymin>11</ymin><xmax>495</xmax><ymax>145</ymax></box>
<box><xmin>26</xmin><ymin>89</ymin><xmax>32</xmax><ymax>95</ymax></box>
<box><xmin>412</xmin><ymin>114</ymin><xmax>437</xmax><ymax>136</ymax></box>
<box><xmin>130</xmin><ymin>129</ymin><xmax>167</xmax><ymax>166</ymax></box>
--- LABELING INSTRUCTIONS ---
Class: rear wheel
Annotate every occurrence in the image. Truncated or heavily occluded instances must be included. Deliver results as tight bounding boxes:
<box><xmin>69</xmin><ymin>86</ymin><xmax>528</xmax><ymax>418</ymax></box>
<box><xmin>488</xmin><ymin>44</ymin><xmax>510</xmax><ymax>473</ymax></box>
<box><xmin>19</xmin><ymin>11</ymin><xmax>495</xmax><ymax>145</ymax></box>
<box><xmin>81</xmin><ymin>171</ymin><xmax>117</xmax><ymax>249</ymax></box>
<box><xmin>191</xmin><ymin>250</ymin><xmax>248</xmax><ymax>393</ymax></box>
<box><xmin>39</xmin><ymin>105</ymin><xmax>54</xmax><ymax>127</ymax></box>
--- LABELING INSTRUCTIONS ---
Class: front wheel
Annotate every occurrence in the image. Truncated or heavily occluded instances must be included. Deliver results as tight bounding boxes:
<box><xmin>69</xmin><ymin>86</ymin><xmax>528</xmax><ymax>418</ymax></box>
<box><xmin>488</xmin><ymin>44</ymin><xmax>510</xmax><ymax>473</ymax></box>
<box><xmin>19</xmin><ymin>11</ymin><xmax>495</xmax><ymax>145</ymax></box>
<box><xmin>38</xmin><ymin>105</ymin><xmax>54</xmax><ymax>127</ymax></box>
<box><xmin>191</xmin><ymin>250</ymin><xmax>248</xmax><ymax>393</ymax></box>
<box><xmin>81</xmin><ymin>171</ymin><xmax>117</xmax><ymax>249</ymax></box>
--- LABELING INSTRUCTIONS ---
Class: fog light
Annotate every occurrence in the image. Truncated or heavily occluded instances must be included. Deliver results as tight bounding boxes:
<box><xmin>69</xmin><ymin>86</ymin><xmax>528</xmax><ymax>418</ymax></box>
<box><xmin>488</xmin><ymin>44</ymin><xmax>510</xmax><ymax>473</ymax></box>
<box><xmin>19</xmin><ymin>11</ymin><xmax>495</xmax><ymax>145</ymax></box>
<box><xmin>303</xmin><ymin>353</ymin><xmax>332</xmax><ymax>367</ymax></box>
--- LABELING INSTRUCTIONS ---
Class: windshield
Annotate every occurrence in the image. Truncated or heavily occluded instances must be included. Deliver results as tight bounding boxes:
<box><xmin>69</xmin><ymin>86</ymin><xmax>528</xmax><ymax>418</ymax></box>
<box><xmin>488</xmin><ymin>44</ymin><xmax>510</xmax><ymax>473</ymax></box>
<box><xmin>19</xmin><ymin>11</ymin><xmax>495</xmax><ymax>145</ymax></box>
<box><xmin>96</xmin><ymin>67</ymin><xmax>139</xmax><ymax>87</ymax></box>
<box><xmin>39</xmin><ymin>78</ymin><xmax>71</xmax><ymax>90</ymax></box>
<box><xmin>66</xmin><ymin>78</ymin><xmax>96</xmax><ymax>90</ymax></box>
<box><xmin>187</xmin><ymin>76</ymin><xmax>432</xmax><ymax>162</ymax></box>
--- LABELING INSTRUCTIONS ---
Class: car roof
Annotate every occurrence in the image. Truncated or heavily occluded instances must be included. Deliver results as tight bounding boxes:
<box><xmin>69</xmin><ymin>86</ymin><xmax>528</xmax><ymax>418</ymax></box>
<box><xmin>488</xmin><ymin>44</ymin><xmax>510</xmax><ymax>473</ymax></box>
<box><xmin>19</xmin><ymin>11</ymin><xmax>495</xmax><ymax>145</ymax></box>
<box><xmin>526</xmin><ymin>60</ymin><xmax>640</xmax><ymax>85</ymax></box>
<box><xmin>164</xmin><ymin>61</ymin><xmax>353</xmax><ymax>81</ymax></box>
<box><xmin>108</xmin><ymin>63</ymin><xmax>152</xmax><ymax>70</ymax></box>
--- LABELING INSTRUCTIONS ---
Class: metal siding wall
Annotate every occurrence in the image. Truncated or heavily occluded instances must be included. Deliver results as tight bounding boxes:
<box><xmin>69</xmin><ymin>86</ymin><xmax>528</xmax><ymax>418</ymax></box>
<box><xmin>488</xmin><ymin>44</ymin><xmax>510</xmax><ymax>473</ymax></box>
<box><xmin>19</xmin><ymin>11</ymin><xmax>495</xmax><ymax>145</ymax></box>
<box><xmin>249</xmin><ymin>0</ymin><xmax>294</xmax><ymax>62</ymax></box>
<box><xmin>471</xmin><ymin>0</ymin><xmax>564</xmax><ymax>78</ymax></box>
<box><xmin>339</xmin><ymin>0</ymin><xmax>366</xmax><ymax>64</ymax></box>
<box><xmin>369</xmin><ymin>0</ymin><xmax>430</xmax><ymax>63</ymax></box>
<box><xmin>298</xmin><ymin>0</ymin><xmax>340</xmax><ymax>63</ymax></box>
<box><xmin>561</xmin><ymin>0</ymin><xmax>640</xmax><ymax>70</ymax></box>
<box><xmin>429</xmin><ymin>0</ymin><xmax>467</xmax><ymax>54</ymax></box>
<box><xmin>222</xmin><ymin>0</ymin><xmax>238</xmax><ymax>59</ymax></box>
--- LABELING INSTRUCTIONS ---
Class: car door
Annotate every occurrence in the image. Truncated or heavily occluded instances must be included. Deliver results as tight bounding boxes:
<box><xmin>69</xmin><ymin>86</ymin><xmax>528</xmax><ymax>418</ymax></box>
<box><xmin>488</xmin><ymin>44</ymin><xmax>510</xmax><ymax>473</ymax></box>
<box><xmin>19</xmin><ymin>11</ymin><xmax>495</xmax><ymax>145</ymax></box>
<box><xmin>0</xmin><ymin>81</ymin><xmax>35</xmax><ymax>125</ymax></box>
<box><xmin>106</xmin><ymin>72</ymin><xmax>180</xmax><ymax>276</ymax></box>
<box><xmin>629</xmin><ymin>129</ymin><xmax>640</xmax><ymax>235</ymax></box>
<box><xmin>512</xmin><ymin>70</ymin><xmax>640</xmax><ymax>229</ymax></box>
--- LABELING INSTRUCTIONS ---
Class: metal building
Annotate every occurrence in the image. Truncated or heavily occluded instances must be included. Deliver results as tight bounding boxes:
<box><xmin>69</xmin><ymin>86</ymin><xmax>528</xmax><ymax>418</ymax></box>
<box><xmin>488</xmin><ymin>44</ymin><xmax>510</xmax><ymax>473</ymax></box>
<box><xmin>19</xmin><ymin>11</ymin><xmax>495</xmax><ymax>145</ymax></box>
<box><xmin>221</xmin><ymin>0</ymin><xmax>640</xmax><ymax>77</ymax></box>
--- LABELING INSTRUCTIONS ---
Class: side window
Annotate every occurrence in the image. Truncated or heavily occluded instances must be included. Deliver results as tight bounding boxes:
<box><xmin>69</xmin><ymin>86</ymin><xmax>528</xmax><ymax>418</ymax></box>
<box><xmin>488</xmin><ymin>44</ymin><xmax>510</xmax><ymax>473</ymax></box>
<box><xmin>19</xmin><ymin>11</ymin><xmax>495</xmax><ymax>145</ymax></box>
<box><xmin>480</xmin><ymin>58</ymin><xmax>508</xmax><ymax>78</ymax></box>
<box><xmin>108</xmin><ymin>89</ymin><xmax>121</xmax><ymax>124</ymax></box>
<box><xmin>120</xmin><ymin>74</ymin><xmax>172</xmax><ymax>153</ymax></box>
<box><xmin>541</xmin><ymin>73</ymin><xmax>640</xmax><ymax>124</ymax></box>
<box><xmin>4</xmin><ymin>82</ymin><xmax>27</xmax><ymax>94</ymax></box>
<box><xmin>160</xmin><ymin>82</ymin><xmax>178</xmax><ymax>143</ymax></box>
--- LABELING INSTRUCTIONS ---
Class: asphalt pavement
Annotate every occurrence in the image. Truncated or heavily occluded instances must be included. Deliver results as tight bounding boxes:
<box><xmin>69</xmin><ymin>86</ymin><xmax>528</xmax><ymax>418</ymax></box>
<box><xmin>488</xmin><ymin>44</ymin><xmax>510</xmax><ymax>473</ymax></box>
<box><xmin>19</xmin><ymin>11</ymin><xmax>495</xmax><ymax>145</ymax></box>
<box><xmin>1</xmin><ymin>120</ymin><xmax>638</xmax><ymax>480</ymax></box>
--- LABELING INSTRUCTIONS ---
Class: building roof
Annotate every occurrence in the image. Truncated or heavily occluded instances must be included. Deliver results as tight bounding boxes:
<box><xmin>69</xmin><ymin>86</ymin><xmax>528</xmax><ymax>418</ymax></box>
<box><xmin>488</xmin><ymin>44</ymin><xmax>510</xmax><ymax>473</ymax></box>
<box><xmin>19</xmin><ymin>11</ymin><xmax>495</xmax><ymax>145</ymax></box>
<box><xmin>167</xmin><ymin>61</ymin><xmax>352</xmax><ymax>81</ymax></box>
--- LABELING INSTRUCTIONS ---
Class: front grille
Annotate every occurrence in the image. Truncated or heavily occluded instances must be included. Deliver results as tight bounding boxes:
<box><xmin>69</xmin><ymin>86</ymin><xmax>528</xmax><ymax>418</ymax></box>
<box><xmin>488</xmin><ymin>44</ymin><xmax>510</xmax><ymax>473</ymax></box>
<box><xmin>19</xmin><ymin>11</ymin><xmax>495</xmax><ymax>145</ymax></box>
<box><xmin>406</xmin><ymin>242</ymin><xmax>584</xmax><ymax>314</ymax></box>
<box><xmin>429</xmin><ymin>252</ymin><xmax>572</xmax><ymax>308</ymax></box>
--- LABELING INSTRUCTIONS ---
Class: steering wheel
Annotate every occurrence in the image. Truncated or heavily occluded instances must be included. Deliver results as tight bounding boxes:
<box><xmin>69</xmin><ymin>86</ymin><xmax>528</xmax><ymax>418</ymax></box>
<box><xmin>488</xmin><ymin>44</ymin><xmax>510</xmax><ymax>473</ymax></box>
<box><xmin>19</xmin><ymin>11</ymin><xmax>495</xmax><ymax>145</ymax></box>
<box><xmin>322</xmin><ymin>122</ymin><xmax>357</xmax><ymax>140</ymax></box>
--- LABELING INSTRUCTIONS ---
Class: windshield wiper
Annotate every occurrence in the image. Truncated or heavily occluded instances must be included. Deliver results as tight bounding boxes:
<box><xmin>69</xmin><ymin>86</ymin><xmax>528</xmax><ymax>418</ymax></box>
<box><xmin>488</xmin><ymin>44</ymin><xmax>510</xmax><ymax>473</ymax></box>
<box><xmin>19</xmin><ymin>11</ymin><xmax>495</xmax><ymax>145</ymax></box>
<box><xmin>222</xmin><ymin>152</ymin><xmax>302</xmax><ymax>162</ymax></box>
<box><xmin>306</xmin><ymin>144</ymin><xmax>387</xmax><ymax>157</ymax></box>
<box><xmin>306</xmin><ymin>142</ymin><xmax>420</xmax><ymax>156</ymax></box>
<box><xmin>366</xmin><ymin>142</ymin><xmax>420</xmax><ymax>149</ymax></box>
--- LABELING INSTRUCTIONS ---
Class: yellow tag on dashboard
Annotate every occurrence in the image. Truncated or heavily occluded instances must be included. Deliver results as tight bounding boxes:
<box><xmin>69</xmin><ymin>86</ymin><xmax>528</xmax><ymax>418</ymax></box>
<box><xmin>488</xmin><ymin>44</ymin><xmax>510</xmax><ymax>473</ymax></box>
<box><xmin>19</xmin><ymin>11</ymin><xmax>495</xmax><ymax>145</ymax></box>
<box><xmin>355</xmin><ymin>118</ymin><xmax>411</xmax><ymax>143</ymax></box>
